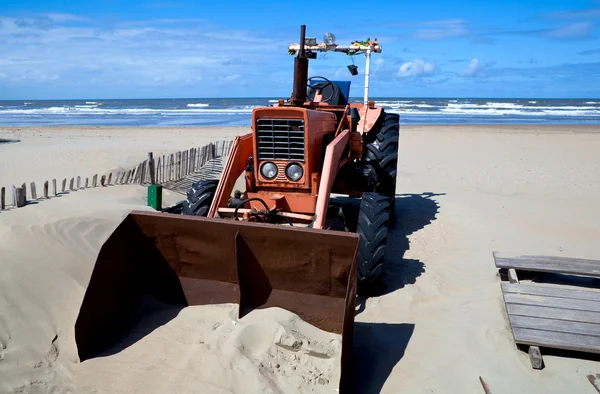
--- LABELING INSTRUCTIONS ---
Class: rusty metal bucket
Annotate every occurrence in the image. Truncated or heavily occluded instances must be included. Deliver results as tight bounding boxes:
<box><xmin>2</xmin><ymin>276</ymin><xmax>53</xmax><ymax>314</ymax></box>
<box><xmin>75</xmin><ymin>210</ymin><xmax>358</xmax><ymax>391</ymax></box>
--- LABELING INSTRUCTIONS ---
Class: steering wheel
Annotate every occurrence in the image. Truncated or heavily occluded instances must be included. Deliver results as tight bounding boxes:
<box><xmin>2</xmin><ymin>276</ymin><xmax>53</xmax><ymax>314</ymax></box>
<box><xmin>307</xmin><ymin>76</ymin><xmax>335</xmax><ymax>103</ymax></box>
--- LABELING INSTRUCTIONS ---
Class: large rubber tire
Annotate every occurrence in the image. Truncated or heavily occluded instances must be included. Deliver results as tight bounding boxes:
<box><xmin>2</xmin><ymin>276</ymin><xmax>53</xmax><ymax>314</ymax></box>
<box><xmin>357</xmin><ymin>192</ymin><xmax>391</xmax><ymax>291</ymax></box>
<box><xmin>182</xmin><ymin>179</ymin><xmax>219</xmax><ymax>216</ymax></box>
<box><xmin>364</xmin><ymin>112</ymin><xmax>400</xmax><ymax>196</ymax></box>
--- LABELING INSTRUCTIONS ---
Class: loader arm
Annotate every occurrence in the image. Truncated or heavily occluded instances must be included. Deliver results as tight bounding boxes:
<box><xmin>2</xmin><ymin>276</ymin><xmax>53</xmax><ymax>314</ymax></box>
<box><xmin>208</xmin><ymin>133</ymin><xmax>253</xmax><ymax>217</ymax></box>
<box><xmin>313</xmin><ymin>128</ymin><xmax>350</xmax><ymax>229</ymax></box>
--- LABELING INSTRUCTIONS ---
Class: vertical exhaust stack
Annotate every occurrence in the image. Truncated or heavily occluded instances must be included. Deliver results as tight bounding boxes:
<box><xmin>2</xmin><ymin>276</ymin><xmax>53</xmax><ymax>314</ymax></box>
<box><xmin>292</xmin><ymin>24</ymin><xmax>308</xmax><ymax>105</ymax></box>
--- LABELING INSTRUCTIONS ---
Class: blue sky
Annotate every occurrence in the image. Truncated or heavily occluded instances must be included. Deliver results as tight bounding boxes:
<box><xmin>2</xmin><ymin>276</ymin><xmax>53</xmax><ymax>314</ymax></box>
<box><xmin>1</xmin><ymin>0</ymin><xmax>599</xmax><ymax>99</ymax></box>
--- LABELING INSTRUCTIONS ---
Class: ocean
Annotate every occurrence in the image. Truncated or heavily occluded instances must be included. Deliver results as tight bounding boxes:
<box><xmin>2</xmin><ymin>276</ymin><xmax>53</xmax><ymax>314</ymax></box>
<box><xmin>1</xmin><ymin>98</ymin><xmax>599</xmax><ymax>126</ymax></box>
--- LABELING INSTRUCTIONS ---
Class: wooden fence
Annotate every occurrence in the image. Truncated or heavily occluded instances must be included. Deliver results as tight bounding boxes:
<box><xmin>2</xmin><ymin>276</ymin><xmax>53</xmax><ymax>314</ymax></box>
<box><xmin>1</xmin><ymin>140</ymin><xmax>233</xmax><ymax>210</ymax></box>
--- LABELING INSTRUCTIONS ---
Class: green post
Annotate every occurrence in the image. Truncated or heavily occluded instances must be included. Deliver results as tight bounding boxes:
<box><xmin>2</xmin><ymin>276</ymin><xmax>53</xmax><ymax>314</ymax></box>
<box><xmin>147</xmin><ymin>184</ymin><xmax>162</xmax><ymax>210</ymax></box>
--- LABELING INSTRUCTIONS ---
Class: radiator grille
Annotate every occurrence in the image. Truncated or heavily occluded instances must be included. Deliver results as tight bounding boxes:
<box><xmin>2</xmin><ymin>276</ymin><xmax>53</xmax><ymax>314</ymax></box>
<box><xmin>256</xmin><ymin>118</ymin><xmax>305</xmax><ymax>162</ymax></box>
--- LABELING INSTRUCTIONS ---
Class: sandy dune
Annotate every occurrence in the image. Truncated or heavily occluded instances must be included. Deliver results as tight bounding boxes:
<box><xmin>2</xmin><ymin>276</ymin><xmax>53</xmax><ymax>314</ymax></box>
<box><xmin>1</xmin><ymin>124</ymin><xmax>600</xmax><ymax>393</ymax></box>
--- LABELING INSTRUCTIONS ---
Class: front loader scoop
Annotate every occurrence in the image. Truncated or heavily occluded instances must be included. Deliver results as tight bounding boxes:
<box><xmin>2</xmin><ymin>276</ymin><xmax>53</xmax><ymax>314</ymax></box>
<box><xmin>75</xmin><ymin>210</ymin><xmax>359</xmax><ymax>390</ymax></box>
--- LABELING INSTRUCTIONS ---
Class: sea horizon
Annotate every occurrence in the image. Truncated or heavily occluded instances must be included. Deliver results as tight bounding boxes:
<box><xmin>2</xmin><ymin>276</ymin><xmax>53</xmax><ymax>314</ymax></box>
<box><xmin>1</xmin><ymin>97</ymin><xmax>599</xmax><ymax>126</ymax></box>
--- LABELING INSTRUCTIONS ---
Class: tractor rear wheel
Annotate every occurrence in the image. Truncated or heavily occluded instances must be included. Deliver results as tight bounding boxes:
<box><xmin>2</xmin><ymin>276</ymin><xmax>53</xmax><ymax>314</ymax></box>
<box><xmin>357</xmin><ymin>192</ymin><xmax>391</xmax><ymax>292</ymax></box>
<box><xmin>182</xmin><ymin>179</ymin><xmax>219</xmax><ymax>216</ymax></box>
<box><xmin>364</xmin><ymin>112</ymin><xmax>400</xmax><ymax>196</ymax></box>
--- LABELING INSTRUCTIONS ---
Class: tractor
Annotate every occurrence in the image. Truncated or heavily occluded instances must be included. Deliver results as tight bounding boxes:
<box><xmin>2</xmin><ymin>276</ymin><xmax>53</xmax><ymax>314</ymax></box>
<box><xmin>182</xmin><ymin>25</ymin><xmax>399</xmax><ymax>289</ymax></box>
<box><xmin>74</xmin><ymin>25</ymin><xmax>399</xmax><ymax>391</ymax></box>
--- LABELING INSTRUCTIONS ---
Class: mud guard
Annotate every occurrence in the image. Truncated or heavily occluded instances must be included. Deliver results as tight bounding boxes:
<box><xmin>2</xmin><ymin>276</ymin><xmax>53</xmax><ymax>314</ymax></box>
<box><xmin>75</xmin><ymin>210</ymin><xmax>358</xmax><ymax>392</ymax></box>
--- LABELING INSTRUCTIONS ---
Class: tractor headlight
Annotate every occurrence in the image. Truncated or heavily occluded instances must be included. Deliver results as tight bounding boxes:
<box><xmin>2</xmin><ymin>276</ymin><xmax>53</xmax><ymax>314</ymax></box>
<box><xmin>260</xmin><ymin>162</ymin><xmax>278</xmax><ymax>180</ymax></box>
<box><xmin>285</xmin><ymin>163</ymin><xmax>303</xmax><ymax>182</ymax></box>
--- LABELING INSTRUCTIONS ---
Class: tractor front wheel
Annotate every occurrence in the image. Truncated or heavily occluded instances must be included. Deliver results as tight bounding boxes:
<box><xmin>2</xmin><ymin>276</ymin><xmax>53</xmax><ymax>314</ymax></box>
<box><xmin>182</xmin><ymin>179</ymin><xmax>219</xmax><ymax>216</ymax></box>
<box><xmin>357</xmin><ymin>192</ymin><xmax>392</xmax><ymax>292</ymax></box>
<box><xmin>364</xmin><ymin>112</ymin><xmax>400</xmax><ymax>196</ymax></box>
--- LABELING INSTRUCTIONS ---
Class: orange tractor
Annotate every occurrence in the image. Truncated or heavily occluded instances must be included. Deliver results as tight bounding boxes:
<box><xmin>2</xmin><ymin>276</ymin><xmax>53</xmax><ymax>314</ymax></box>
<box><xmin>182</xmin><ymin>26</ymin><xmax>399</xmax><ymax>287</ymax></box>
<box><xmin>75</xmin><ymin>25</ymin><xmax>399</xmax><ymax>391</ymax></box>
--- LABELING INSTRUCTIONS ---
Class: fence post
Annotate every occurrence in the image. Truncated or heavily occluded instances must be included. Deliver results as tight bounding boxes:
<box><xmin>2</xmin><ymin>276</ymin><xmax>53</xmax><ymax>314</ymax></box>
<box><xmin>92</xmin><ymin>174</ymin><xmax>98</xmax><ymax>187</ymax></box>
<box><xmin>30</xmin><ymin>182</ymin><xmax>37</xmax><ymax>200</ymax></box>
<box><xmin>44</xmin><ymin>181</ymin><xmax>49</xmax><ymax>198</ymax></box>
<box><xmin>15</xmin><ymin>186</ymin><xmax>26</xmax><ymax>207</ymax></box>
<box><xmin>101</xmin><ymin>175</ymin><xmax>106</xmax><ymax>186</ymax></box>
<box><xmin>148</xmin><ymin>152</ymin><xmax>156</xmax><ymax>185</ymax></box>
<box><xmin>76</xmin><ymin>176</ymin><xmax>81</xmax><ymax>190</ymax></box>
<box><xmin>52</xmin><ymin>179</ymin><xmax>57</xmax><ymax>196</ymax></box>
<box><xmin>1</xmin><ymin>187</ymin><xmax>5</xmax><ymax>210</ymax></box>
<box><xmin>85</xmin><ymin>177</ymin><xmax>89</xmax><ymax>188</ymax></box>
<box><xmin>69</xmin><ymin>178</ymin><xmax>75</xmax><ymax>191</ymax></box>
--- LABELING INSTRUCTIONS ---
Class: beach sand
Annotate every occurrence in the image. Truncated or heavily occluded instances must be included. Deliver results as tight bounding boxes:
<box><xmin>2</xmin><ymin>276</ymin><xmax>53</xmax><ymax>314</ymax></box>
<box><xmin>1</xmin><ymin>124</ymin><xmax>599</xmax><ymax>393</ymax></box>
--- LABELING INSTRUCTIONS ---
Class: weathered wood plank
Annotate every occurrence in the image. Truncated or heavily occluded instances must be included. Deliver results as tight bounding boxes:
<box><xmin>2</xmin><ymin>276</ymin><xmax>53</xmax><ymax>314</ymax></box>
<box><xmin>504</xmin><ymin>293</ymin><xmax>600</xmax><ymax>313</ymax></box>
<box><xmin>107</xmin><ymin>172</ymin><xmax>112</xmax><ymax>185</ymax></box>
<box><xmin>506</xmin><ymin>304</ymin><xmax>600</xmax><ymax>325</ymax></box>
<box><xmin>502</xmin><ymin>282</ymin><xmax>600</xmax><ymax>302</ymax></box>
<box><xmin>148</xmin><ymin>152</ymin><xmax>156</xmax><ymax>185</ymax></box>
<box><xmin>12</xmin><ymin>185</ymin><xmax>17</xmax><ymax>206</ymax></box>
<box><xmin>512</xmin><ymin>327</ymin><xmax>600</xmax><ymax>354</ymax></box>
<box><xmin>43</xmin><ymin>181</ymin><xmax>48</xmax><ymax>198</ymax></box>
<box><xmin>125</xmin><ymin>170</ymin><xmax>132</xmax><ymax>184</ymax></box>
<box><xmin>101</xmin><ymin>175</ymin><xmax>106</xmax><ymax>186</ymax></box>
<box><xmin>76</xmin><ymin>176</ymin><xmax>81</xmax><ymax>190</ymax></box>
<box><xmin>156</xmin><ymin>157</ymin><xmax>161</xmax><ymax>184</ymax></box>
<box><xmin>494</xmin><ymin>253</ymin><xmax>600</xmax><ymax>278</ymax></box>
<box><xmin>30</xmin><ymin>182</ymin><xmax>37</xmax><ymax>200</ymax></box>
<box><xmin>92</xmin><ymin>174</ymin><xmax>98</xmax><ymax>187</ymax></box>
<box><xmin>85</xmin><ymin>177</ymin><xmax>89</xmax><ymax>188</ymax></box>
<box><xmin>69</xmin><ymin>178</ymin><xmax>74</xmax><ymax>190</ymax></box>
<box><xmin>22</xmin><ymin>183</ymin><xmax>26</xmax><ymax>199</ymax></box>
<box><xmin>509</xmin><ymin>315</ymin><xmax>600</xmax><ymax>337</ymax></box>
<box><xmin>62</xmin><ymin>178</ymin><xmax>67</xmax><ymax>193</ymax></box>
<box><xmin>1</xmin><ymin>187</ymin><xmax>5</xmax><ymax>209</ymax></box>
<box><xmin>52</xmin><ymin>179</ymin><xmax>57</xmax><ymax>196</ymax></box>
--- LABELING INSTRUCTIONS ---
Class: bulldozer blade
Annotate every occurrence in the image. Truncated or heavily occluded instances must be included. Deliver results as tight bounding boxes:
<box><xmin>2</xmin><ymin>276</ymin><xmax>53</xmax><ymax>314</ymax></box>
<box><xmin>75</xmin><ymin>210</ymin><xmax>359</xmax><ymax>391</ymax></box>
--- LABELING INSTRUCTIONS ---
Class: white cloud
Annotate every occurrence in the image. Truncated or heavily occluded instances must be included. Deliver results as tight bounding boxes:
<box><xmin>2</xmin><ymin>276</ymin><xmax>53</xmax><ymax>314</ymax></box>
<box><xmin>545</xmin><ymin>22</ymin><xmax>595</xmax><ymax>39</ymax></box>
<box><xmin>0</xmin><ymin>14</ymin><xmax>290</xmax><ymax>97</ymax></box>
<box><xmin>461</xmin><ymin>58</ymin><xmax>494</xmax><ymax>77</ymax></box>
<box><xmin>397</xmin><ymin>59</ymin><xmax>436</xmax><ymax>78</ymax></box>
<box><xmin>413</xmin><ymin>19</ymin><xmax>469</xmax><ymax>40</ymax></box>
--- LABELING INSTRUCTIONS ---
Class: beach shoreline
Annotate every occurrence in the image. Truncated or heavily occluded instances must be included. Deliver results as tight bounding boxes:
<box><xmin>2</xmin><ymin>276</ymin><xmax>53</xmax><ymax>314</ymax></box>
<box><xmin>1</xmin><ymin>124</ymin><xmax>600</xmax><ymax>393</ymax></box>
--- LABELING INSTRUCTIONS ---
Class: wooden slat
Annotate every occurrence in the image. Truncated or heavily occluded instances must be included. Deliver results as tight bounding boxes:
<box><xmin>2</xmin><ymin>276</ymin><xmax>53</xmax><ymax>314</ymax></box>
<box><xmin>494</xmin><ymin>254</ymin><xmax>600</xmax><ymax>278</ymax></box>
<box><xmin>512</xmin><ymin>327</ymin><xmax>600</xmax><ymax>354</ymax></box>
<box><xmin>509</xmin><ymin>315</ymin><xmax>600</xmax><ymax>337</ymax></box>
<box><xmin>30</xmin><ymin>182</ymin><xmax>37</xmax><ymax>200</ymax></box>
<box><xmin>0</xmin><ymin>187</ymin><xmax>5</xmax><ymax>210</ymax></box>
<box><xmin>506</xmin><ymin>304</ymin><xmax>600</xmax><ymax>324</ymax></box>
<box><xmin>504</xmin><ymin>293</ymin><xmax>600</xmax><ymax>313</ymax></box>
<box><xmin>502</xmin><ymin>282</ymin><xmax>600</xmax><ymax>302</ymax></box>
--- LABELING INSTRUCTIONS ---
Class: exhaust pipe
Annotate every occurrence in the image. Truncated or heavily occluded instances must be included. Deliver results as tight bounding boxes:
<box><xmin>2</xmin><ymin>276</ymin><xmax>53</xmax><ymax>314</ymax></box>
<box><xmin>292</xmin><ymin>24</ymin><xmax>308</xmax><ymax>105</ymax></box>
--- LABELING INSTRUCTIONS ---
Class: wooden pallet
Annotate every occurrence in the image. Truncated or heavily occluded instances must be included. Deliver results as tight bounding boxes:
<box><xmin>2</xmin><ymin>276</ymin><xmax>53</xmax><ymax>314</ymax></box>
<box><xmin>494</xmin><ymin>252</ymin><xmax>600</xmax><ymax>369</ymax></box>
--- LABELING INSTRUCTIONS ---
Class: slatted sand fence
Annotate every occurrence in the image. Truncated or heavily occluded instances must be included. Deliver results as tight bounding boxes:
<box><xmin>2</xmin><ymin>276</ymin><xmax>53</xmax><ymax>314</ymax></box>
<box><xmin>0</xmin><ymin>140</ymin><xmax>233</xmax><ymax>211</ymax></box>
<box><xmin>494</xmin><ymin>252</ymin><xmax>600</xmax><ymax>369</ymax></box>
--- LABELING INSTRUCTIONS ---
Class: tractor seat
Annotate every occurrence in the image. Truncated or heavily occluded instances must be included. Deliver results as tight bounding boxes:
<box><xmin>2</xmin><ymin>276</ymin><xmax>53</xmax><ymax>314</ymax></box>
<box><xmin>307</xmin><ymin>81</ymin><xmax>351</xmax><ymax>105</ymax></box>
